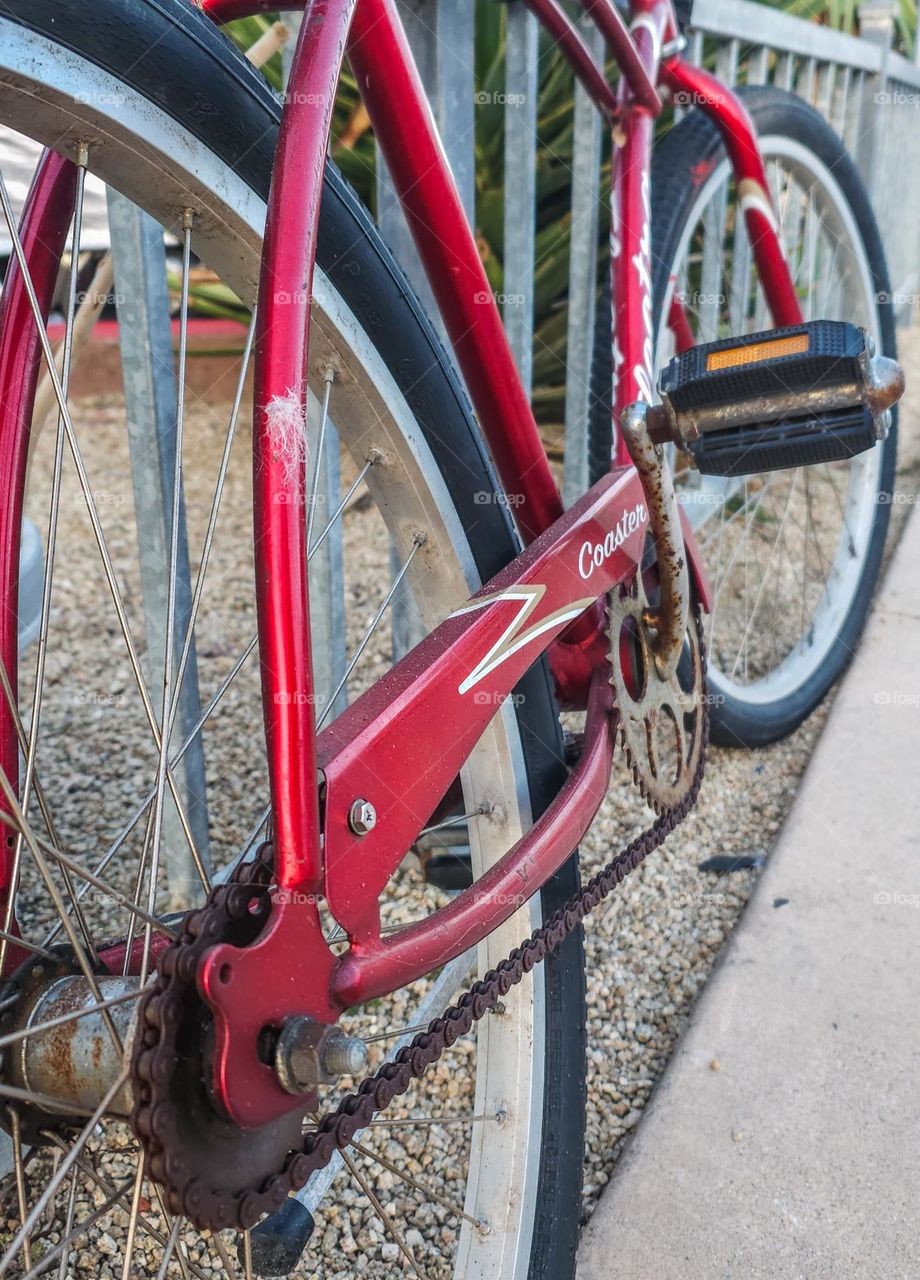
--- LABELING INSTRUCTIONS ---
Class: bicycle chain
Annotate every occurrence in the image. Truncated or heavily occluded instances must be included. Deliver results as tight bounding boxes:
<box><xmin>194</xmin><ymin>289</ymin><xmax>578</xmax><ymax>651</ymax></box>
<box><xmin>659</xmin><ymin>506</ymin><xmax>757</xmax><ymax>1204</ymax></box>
<box><xmin>133</xmin><ymin>608</ymin><xmax>709</xmax><ymax>1232</ymax></box>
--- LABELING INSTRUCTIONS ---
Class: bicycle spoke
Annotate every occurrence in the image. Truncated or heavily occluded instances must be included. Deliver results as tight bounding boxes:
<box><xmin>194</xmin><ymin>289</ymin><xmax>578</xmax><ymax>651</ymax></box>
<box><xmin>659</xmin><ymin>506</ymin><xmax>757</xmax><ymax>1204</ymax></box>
<box><xmin>350</xmin><ymin>1136</ymin><xmax>484</xmax><ymax>1229</ymax></box>
<box><xmin>0</xmin><ymin>771</ymin><xmax>123</xmax><ymax>1053</ymax></box>
<box><xmin>42</xmin><ymin>634</ymin><xmax>257</xmax><ymax>947</ymax></box>
<box><xmin>121</xmin><ymin>1156</ymin><xmax>148</xmax><ymax>1280</ymax></box>
<box><xmin>165</xmin><ymin>309</ymin><xmax>257</xmax><ymax>749</ymax></box>
<box><xmin>155</xmin><ymin>1218</ymin><xmax>184</xmax><ymax>1280</ymax></box>
<box><xmin>10</xmin><ymin>1109</ymin><xmax>32</xmax><ymax>1271</ymax></box>
<box><xmin>306</xmin><ymin>370</ymin><xmax>335</xmax><ymax>550</ymax></box>
<box><xmin>0</xmin><ymin>170</ymin><xmax>210</xmax><ymax>899</ymax></box>
<box><xmin>0</xmin><ymin>1069</ymin><xmax>128</xmax><ymax>1275</ymax></box>
<box><xmin>0</xmin><ymin>812</ymin><xmax>179</xmax><ymax>941</ymax></box>
<box><xmin>317</xmin><ymin>534</ymin><xmax>425</xmax><ymax>728</ymax></box>
<box><xmin>56</xmin><ymin>1170</ymin><xmax>79</xmax><ymax>1280</ymax></box>
<box><xmin>308</xmin><ymin>453</ymin><xmax>378</xmax><ymax>562</ymax></box>
<box><xmin>17</xmin><ymin>1176</ymin><xmax>132</xmax><ymax>1280</ymax></box>
<box><xmin>341</xmin><ymin>1149</ymin><xmax>425</xmax><ymax>1279</ymax></box>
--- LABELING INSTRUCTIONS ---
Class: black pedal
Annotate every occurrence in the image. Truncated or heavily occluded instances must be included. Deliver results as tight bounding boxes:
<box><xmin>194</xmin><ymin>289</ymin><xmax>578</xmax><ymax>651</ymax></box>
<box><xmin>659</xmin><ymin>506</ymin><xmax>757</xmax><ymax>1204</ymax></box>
<box><xmin>654</xmin><ymin>321</ymin><xmax>902</xmax><ymax>477</ymax></box>
<box><xmin>688</xmin><ymin>405</ymin><xmax>879</xmax><ymax>478</ymax></box>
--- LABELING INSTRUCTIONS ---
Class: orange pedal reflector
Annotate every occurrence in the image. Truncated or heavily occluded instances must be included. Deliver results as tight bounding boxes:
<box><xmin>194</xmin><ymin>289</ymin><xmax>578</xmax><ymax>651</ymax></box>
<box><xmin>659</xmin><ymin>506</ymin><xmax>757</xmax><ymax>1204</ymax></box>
<box><xmin>705</xmin><ymin>332</ymin><xmax>809</xmax><ymax>372</ymax></box>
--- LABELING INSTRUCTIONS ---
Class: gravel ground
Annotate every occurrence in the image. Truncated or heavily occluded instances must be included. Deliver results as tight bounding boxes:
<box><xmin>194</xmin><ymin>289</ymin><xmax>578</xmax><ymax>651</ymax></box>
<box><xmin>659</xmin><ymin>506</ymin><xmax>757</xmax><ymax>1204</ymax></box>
<box><xmin>3</xmin><ymin>320</ymin><xmax>918</xmax><ymax>1278</ymax></box>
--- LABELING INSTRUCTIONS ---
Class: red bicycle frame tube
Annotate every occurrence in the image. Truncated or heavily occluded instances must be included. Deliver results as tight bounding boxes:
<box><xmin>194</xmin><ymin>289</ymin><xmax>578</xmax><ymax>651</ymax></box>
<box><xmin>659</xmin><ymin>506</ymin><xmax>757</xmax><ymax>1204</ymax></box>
<box><xmin>252</xmin><ymin>0</ymin><xmax>358</xmax><ymax>894</ymax></box>
<box><xmin>0</xmin><ymin>152</ymin><xmax>76</xmax><ymax>975</ymax></box>
<box><xmin>347</xmin><ymin>0</ymin><xmax>564</xmax><ymax>545</ymax></box>
<box><xmin>608</xmin><ymin>0</ymin><xmax>669</xmax><ymax>463</ymax></box>
<box><xmin>661</xmin><ymin>57</ymin><xmax>803</xmax><ymax>328</ymax></box>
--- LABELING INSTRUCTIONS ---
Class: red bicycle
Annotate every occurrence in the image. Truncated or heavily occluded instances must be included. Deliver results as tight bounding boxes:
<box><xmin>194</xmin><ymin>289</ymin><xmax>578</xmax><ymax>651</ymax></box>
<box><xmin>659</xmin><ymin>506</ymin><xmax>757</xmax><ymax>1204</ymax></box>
<box><xmin>0</xmin><ymin>0</ymin><xmax>903</xmax><ymax>1275</ymax></box>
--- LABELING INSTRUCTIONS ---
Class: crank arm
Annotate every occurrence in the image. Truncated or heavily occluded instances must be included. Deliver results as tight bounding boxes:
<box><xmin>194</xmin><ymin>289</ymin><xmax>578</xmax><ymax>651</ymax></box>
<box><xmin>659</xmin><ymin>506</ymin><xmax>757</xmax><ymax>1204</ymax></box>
<box><xmin>619</xmin><ymin>401</ymin><xmax>690</xmax><ymax>680</ymax></box>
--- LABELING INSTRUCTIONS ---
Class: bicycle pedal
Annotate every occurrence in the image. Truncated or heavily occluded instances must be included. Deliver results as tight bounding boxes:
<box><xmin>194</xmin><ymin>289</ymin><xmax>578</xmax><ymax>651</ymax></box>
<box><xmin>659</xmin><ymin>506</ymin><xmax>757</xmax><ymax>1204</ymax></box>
<box><xmin>653</xmin><ymin>321</ymin><xmax>903</xmax><ymax>477</ymax></box>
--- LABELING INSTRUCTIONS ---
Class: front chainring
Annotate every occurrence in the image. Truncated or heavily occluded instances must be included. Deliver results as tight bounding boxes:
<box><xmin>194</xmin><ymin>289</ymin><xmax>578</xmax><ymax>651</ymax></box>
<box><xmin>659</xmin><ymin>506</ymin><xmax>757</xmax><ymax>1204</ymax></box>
<box><xmin>607</xmin><ymin>575</ymin><xmax>706</xmax><ymax>814</ymax></box>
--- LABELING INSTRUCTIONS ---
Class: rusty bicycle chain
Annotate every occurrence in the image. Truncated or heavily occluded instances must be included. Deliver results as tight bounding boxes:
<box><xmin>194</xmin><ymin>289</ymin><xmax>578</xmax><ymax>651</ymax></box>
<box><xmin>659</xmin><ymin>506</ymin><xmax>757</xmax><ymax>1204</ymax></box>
<box><xmin>132</xmin><ymin>608</ymin><xmax>709</xmax><ymax>1232</ymax></box>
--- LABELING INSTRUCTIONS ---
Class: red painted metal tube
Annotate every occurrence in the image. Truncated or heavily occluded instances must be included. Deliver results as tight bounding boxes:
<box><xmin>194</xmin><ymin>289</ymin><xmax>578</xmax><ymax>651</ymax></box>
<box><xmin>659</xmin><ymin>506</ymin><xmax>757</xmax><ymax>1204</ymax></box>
<box><xmin>521</xmin><ymin>0</ymin><xmax>620</xmax><ymax>119</ymax></box>
<box><xmin>348</xmin><ymin>0</ymin><xmax>564</xmax><ymax>544</ymax></box>
<box><xmin>333</xmin><ymin>666</ymin><xmax>615</xmax><ymax>1006</ymax></box>
<box><xmin>577</xmin><ymin>0</ymin><xmax>662</xmax><ymax>115</ymax></box>
<box><xmin>252</xmin><ymin>0</ymin><xmax>358</xmax><ymax>893</ymax></box>
<box><xmin>660</xmin><ymin>57</ymin><xmax>803</xmax><ymax>327</ymax></box>
<box><xmin>605</xmin><ymin>0</ymin><xmax>670</xmax><ymax>466</ymax></box>
<box><xmin>0</xmin><ymin>152</ymin><xmax>76</xmax><ymax>975</ymax></box>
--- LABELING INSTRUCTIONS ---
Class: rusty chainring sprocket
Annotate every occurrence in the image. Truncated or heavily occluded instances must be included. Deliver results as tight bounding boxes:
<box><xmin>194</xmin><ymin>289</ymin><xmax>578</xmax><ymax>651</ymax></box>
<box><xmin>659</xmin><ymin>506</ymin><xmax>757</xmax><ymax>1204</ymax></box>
<box><xmin>607</xmin><ymin>575</ymin><xmax>706</xmax><ymax>814</ymax></box>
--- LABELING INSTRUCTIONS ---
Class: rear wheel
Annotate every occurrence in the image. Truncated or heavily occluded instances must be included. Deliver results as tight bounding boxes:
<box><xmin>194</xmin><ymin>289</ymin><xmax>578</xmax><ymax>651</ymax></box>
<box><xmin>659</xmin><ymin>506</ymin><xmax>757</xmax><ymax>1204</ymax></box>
<box><xmin>0</xmin><ymin>3</ymin><xmax>585</xmax><ymax>1276</ymax></box>
<box><xmin>592</xmin><ymin>87</ymin><xmax>897</xmax><ymax>746</ymax></box>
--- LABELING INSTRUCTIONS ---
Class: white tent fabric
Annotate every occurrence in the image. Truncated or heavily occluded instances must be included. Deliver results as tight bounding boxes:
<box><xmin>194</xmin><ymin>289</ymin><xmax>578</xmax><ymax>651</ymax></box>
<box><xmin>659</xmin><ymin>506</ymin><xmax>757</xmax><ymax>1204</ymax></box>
<box><xmin>0</xmin><ymin>128</ymin><xmax>111</xmax><ymax>254</ymax></box>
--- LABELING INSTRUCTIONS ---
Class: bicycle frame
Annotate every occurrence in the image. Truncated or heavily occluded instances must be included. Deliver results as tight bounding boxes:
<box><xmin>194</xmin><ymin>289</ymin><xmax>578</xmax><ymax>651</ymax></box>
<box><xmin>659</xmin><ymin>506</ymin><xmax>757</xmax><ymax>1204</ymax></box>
<box><xmin>0</xmin><ymin>0</ymin><xmax>804</xmax><ymax>1124</ymax></box>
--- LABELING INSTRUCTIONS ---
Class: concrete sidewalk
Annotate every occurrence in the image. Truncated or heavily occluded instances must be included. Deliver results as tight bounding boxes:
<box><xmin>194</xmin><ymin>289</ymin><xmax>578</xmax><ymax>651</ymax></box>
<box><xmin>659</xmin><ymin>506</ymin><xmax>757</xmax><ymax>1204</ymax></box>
<box><xmin>578</xmin><ymin>507</ymin><xmax>920</xmax><ymax>1280</ymax></box>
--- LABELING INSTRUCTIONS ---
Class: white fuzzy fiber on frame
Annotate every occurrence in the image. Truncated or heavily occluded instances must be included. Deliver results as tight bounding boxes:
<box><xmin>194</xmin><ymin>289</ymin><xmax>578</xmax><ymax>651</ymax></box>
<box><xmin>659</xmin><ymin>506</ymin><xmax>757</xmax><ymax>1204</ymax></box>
<box><xmin>264</xmin><ymin>386</ymin><xmax>309</xmax><ymax>482</ymax></box>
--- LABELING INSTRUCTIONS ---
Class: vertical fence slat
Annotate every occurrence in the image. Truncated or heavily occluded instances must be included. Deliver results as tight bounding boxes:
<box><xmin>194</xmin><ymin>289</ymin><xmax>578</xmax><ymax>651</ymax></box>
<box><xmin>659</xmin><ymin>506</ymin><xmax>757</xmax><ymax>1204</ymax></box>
<box><xmin>105</xmin><ymin>191</ymin><xmax>211</xmax><ymax>907</ymax></box>
<box><xmin>563</xmin><ymin>16</ymin><xmax>604</xmax><ymax>507</ymax></box>
<box><xmin>774</xmin><ymin>51</ymin><xmax>794</xmax><ymax>90</ymax></box>
<box><xmin>436</xmin><ymin>3</ymin><xmax>476</xmax><ymax>220</ymax></box>
<box><xmin>749</xmin><ymin>46</ymin><xmax>770</xmax><ymax>86</ymax></box>
<box><xmin>716</xmin><ymin>37</ymin><xmax>740</xmax><ymax>86</ymax></box>
<box><xmin>503</xmin><ymin>1</ymin><xmax>539</xmax><ymax>394</ymax></box>
<box><xmin>797</xmin><ymin>55</ymin><xmax>817</xmax><ymax>103</ymax></box>
<box><xmin>833</xmin><ymin>64</ymin><xmax>852</xmax><ymax>137</ymax></box>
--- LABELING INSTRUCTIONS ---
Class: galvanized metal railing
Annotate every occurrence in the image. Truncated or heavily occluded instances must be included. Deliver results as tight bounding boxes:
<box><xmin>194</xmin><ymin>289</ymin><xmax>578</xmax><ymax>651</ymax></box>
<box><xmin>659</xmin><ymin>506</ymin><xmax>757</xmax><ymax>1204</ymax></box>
<box><xmin>686</xmin><ymin>0</ymin><xmax>920</xmax><ymax>316</ymax></box>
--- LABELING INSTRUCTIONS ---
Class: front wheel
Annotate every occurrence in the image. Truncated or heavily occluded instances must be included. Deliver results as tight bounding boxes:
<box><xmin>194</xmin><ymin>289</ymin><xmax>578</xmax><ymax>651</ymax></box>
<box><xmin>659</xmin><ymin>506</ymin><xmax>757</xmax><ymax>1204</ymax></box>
<box><xmin>592</xmin><ymin>86</ymin><xmax>897</xmax><ymax>747</ymax></box>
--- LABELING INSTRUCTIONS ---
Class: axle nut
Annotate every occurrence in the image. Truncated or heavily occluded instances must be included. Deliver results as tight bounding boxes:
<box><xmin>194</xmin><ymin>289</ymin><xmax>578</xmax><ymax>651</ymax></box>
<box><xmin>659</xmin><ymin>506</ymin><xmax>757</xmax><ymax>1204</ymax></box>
<box><xmin>274</xmin><ymin>1017</ymin><xmax>369</xmax><ymax>1093</ymax></box>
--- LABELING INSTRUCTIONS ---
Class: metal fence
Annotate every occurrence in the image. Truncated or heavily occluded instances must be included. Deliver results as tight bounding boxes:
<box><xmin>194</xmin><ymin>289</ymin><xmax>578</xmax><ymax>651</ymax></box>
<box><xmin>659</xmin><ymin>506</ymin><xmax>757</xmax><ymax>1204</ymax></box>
<box><xmin>686</xmin><ymin>0</ymin><xmax>920</xmax><ymax>319</ymax></box>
